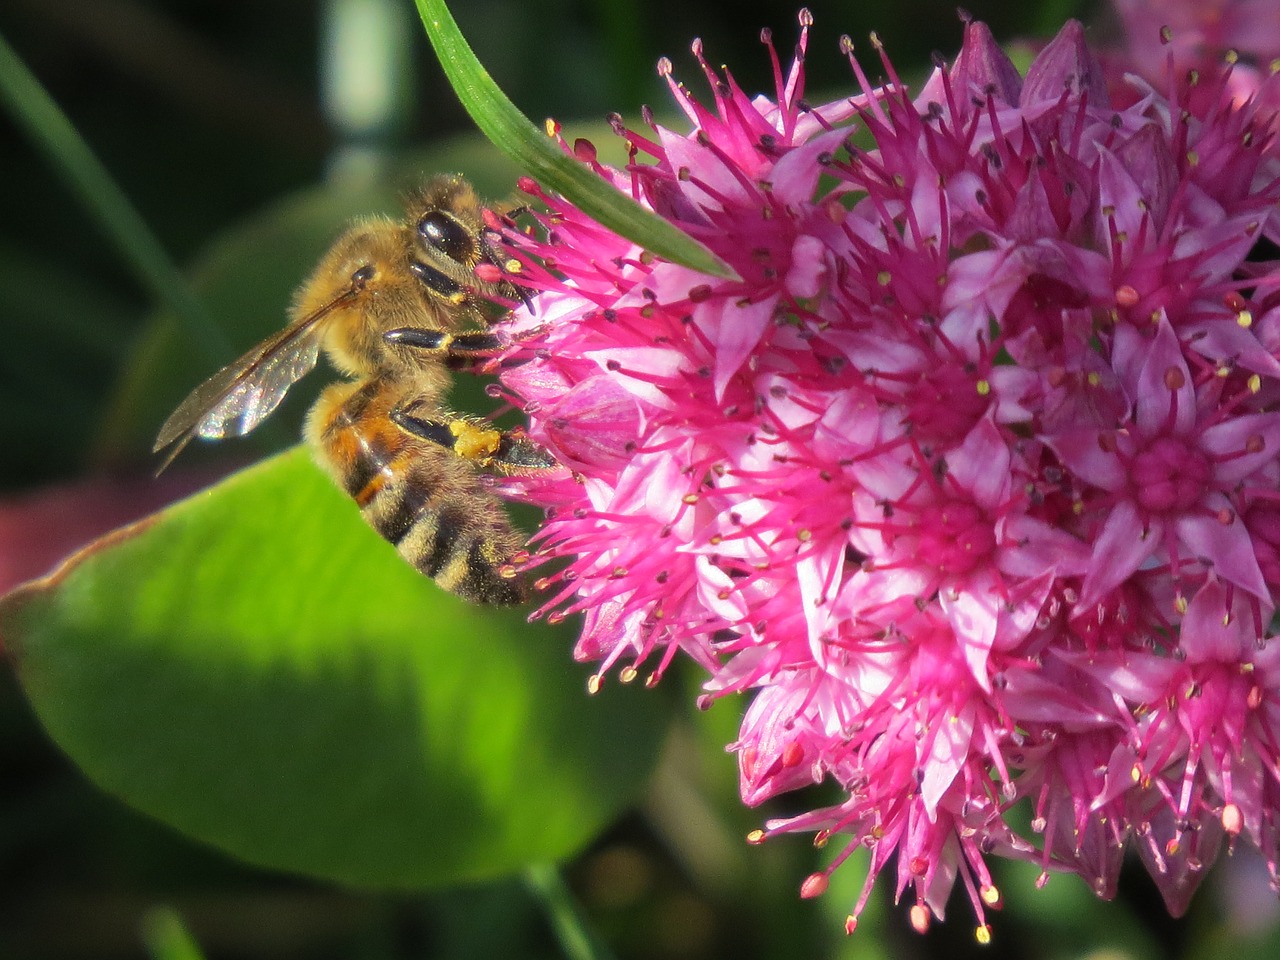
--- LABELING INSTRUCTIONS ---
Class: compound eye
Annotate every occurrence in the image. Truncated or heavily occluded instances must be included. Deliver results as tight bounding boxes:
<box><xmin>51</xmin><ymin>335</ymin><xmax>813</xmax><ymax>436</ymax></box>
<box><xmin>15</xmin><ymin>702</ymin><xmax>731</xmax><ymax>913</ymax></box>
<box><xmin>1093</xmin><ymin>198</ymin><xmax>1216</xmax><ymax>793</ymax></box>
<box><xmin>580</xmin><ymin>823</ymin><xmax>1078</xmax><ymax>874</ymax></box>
<box><xmin>417</xmin><ymin>211</ymin><xmax>476</xmax><ymax>264</ymax></box>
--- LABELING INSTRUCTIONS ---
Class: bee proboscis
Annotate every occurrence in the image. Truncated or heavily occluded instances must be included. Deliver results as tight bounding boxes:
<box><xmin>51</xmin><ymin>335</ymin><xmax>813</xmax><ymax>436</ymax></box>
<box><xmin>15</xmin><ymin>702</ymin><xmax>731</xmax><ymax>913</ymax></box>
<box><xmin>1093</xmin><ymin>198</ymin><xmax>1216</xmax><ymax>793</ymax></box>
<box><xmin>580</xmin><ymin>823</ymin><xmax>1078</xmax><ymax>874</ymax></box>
<box><xmin>154</xmin><ymin>175</ymin><xmax>554</xmax><ymax>604</ymax></box>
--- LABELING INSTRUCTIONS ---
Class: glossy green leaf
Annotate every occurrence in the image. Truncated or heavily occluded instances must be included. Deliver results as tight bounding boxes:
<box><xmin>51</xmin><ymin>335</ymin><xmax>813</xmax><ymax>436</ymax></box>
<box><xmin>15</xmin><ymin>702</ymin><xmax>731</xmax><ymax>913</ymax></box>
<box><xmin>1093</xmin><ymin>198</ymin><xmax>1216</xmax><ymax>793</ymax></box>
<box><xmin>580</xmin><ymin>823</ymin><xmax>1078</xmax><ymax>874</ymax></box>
<box><xmin>0</xmin><ymin>448</ymin><xmax>668</xmax><ymax>888</ymax></box>
<box><xmin>413</xmin><ymin>0</ymin><xmax>738</xmax><ymax>281</ymax></box>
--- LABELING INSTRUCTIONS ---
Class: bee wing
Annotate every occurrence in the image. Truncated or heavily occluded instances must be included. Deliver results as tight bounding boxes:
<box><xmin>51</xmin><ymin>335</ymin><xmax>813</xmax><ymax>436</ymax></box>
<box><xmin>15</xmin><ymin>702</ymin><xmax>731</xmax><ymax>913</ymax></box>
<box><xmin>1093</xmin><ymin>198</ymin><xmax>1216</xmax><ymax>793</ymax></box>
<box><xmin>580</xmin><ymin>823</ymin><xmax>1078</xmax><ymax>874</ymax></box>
<box><xmin>155</xmin><ymin>329</ymin><xmax>322</xmax><ymax>447</ymax></box>
<box><xmin>152</xmin><ymin>273</ymin><xmax>371</xmax><ymax>472</ymax></box>
<box><xmin>151</xmin><ymin>325</ymin><xmax>323</xmax><ymax>474</ymax></box>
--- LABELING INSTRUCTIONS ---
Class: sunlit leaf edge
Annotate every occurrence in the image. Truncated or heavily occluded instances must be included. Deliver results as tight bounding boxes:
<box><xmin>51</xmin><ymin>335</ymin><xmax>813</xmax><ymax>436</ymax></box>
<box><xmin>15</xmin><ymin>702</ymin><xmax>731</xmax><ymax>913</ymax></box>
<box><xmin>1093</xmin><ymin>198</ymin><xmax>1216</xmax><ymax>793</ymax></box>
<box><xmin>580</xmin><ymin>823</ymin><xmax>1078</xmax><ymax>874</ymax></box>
<box><xmin>413</xmin><ymin>0</ymin><xmax>738</xmax><ymax>281</ymax></box>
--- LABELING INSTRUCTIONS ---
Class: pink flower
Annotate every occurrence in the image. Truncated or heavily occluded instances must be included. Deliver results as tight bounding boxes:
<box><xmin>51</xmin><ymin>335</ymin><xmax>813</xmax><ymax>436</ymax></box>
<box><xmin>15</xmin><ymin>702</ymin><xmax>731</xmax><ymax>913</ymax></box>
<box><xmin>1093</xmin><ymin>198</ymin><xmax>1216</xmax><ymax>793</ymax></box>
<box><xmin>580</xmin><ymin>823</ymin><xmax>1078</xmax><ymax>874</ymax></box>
<box><xmin>490</xmin><ymin>11</ymin><xmax>1280</xmax><ymax>935</ymax></box>
<box><xmin>1109</xmin><ymin>0</ymin><xmax>1280</xmax><ymax>114</ymax></box>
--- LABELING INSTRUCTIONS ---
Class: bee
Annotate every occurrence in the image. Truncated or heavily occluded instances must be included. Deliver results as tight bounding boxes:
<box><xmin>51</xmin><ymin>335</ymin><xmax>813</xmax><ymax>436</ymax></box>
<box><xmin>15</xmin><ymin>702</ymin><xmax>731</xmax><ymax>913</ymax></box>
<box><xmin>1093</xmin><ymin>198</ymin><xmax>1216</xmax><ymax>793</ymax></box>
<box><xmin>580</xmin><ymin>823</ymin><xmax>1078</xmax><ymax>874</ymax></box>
<box><xmin>153</xmin><ymin>174</ymin><xmax>555</xmax><ymax>604</ymax></box>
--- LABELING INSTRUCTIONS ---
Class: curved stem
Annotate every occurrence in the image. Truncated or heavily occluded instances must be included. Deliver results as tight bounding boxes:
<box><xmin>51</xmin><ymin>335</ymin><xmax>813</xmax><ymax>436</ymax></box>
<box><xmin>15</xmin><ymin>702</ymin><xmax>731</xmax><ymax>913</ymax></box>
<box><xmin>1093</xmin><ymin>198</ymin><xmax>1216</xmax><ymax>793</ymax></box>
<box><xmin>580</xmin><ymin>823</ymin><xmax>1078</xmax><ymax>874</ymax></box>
<box><xmin>523</xmin><ymin>863</ymin><xmax>619</xmax><ymax>960</ymax></box>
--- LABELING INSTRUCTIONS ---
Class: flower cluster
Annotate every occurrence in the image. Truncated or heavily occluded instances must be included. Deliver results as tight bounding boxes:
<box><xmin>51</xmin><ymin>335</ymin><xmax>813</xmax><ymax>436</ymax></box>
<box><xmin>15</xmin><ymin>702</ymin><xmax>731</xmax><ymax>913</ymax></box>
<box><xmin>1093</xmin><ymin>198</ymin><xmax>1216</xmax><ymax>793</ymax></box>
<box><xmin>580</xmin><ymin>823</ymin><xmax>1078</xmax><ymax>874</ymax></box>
<box><xmin>490</xmin><ymin>12</ymin><xmax>1280</xmax><ymax>937</ymax></box>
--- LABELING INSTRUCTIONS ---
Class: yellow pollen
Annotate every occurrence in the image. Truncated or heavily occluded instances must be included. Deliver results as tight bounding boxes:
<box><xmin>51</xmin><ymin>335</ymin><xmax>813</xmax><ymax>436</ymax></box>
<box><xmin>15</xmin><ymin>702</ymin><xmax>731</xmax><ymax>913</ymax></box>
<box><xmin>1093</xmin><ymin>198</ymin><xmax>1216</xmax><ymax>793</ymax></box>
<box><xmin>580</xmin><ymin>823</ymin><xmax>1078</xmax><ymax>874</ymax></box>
<box><xmin>877</xmin><ymin>270</ymin><xmax>891</xmax><ymax>286</ymax></box>
<box><xmin>1238</xmin><ymin>309</ymin><xmax>1253</xmax><ymax>327</ymax></box>
<box><xmin>1250</xmin><ymin>374</ymin><xmax>1262</xmax><ymax>393</ymax></box>
<box><xmin>586</xmin><ymin>674</ymin><xmax>603</xmax><ymax>694</ymax></box>
<box><xmin>976</xmin><ymin>379</ymin><xmax>990</xmax><ymax>396</ymax></box>
<box><xmin>451</xmin><ymin>421</ymin><xmax>502</xmax><ymax>461</ymax></box>
<box><xmin>619</xmin><ymin>665</ymin><xmax>638</xmax><ymax>684</ymax></box>
<box><xmin>1187</xmin><ymin>150</ymin><xmax>1200</xmax><ymax>166</ymax></box>
<box><xmin>976</xmin><ymin>925</ymin><xmax>992</xmax><ymax>945</ymax></box>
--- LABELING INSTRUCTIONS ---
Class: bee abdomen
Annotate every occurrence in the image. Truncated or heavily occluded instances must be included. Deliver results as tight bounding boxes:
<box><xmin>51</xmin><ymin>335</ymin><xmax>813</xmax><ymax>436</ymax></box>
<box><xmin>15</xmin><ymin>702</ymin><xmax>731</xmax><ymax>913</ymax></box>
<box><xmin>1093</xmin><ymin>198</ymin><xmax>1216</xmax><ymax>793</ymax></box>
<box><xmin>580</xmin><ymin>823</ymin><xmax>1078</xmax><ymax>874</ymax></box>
<box><xmin>363</xmin><ymin>470</ymin><xmax>526</xmax><ymax>604</ymax></box>
<box><xmin>309</xmin><ymin>381</ymin><xmax>527</xmax><ymax>605</ymax></box>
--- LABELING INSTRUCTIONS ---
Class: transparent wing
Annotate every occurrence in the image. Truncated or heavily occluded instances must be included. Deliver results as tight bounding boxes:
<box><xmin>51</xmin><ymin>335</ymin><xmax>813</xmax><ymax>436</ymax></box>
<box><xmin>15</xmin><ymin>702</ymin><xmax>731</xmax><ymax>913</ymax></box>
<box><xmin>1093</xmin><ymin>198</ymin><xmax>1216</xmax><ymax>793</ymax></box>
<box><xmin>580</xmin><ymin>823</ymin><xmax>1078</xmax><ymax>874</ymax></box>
<box><xmin>152</xmin><ymin>325</ymin><xmax>322</xmax><ymax>463</ymax></box>
<box><xmin>170</xmin><ymin>334</ymin><xmax>321</xmax><ymax>442</ymax></box>
<box><xmin>153</xmin><ymin>275</ymin><xmax>369</xmax><ymax>472</ymax></box>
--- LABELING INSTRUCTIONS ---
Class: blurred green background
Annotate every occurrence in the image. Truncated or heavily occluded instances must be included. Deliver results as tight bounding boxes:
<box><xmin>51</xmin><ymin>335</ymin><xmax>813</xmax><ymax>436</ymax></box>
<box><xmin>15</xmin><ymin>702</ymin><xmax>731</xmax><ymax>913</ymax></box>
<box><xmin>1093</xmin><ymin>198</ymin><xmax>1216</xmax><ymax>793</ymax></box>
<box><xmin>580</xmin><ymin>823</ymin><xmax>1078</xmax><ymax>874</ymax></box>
<box><xmin>3</xmin><ymin>0</ymin><xmax>1278</xmax><ymax>958</ymax></box>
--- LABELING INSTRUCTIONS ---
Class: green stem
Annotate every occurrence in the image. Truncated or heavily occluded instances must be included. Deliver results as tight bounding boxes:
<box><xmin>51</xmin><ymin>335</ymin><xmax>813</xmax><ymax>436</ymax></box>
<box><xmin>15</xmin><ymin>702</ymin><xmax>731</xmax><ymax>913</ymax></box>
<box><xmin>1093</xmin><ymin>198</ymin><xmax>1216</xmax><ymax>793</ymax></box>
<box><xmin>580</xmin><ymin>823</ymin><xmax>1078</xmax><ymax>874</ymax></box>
<box><xmin>141</xmin><ymin>908</ymin><xmax>207</xmax><ymax>960</ymax></box>
<box><xmin>523</xmin><ymin>863</ymin><xmax>619</xmax><ymax>960</ymax></box>
<box><xmin>0</xmin><ymin>30</ymin><xmax>227</xmax><ymax>363</ymax></box>
<box><xmin>413</xmin><ymin>0</ymin><xmax>737</xmax><ymax>281</ymax></box>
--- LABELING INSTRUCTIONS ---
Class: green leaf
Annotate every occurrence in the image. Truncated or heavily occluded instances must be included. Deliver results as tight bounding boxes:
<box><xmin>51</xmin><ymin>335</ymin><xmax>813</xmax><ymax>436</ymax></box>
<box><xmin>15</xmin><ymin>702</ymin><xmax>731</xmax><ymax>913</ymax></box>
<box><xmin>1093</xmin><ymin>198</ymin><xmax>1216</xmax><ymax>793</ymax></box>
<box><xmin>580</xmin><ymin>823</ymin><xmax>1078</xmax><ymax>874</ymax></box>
<box><xmin>413</xmin><ymin>0</ymin><xmax>738</xmax><ymax>281</ymax></box>
<box><xmin>0</xmin><ymin>448</ymin><xmax>669</xmax><ymax>888</ymax></box>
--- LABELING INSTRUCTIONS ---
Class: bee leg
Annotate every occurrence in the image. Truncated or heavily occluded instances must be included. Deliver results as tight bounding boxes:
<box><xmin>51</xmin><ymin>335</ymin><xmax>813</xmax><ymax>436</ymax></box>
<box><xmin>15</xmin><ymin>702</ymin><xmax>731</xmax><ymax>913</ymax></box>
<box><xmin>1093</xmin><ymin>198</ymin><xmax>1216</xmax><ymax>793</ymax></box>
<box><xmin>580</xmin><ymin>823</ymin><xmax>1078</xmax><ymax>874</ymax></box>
<box><xmin>383</xmin><ymin>328</ymin><xmax>501</xmax><ymax>353</ymax></box>
<box><xmin>383</xmin><ymin>327</ymin><xmax>515</xmax><ymax>372</ymax></box>
<box><xmin>390</xmin><ymin>408</ymin><xmax>557</xmax><ymax>473</ymax></box>
<box><xmin>384</xmin><ymin>327</ymin><xmax>500</xmax><ymax>355</ymax></box>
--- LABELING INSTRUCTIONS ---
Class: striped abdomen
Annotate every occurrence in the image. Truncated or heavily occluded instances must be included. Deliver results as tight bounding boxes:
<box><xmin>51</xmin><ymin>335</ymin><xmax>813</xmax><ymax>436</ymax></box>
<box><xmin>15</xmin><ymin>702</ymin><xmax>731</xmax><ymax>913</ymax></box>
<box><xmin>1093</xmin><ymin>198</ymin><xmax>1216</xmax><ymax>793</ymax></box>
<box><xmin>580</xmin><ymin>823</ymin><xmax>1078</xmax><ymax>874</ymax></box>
<box><xmin>307</xmin><ymin>377</ymin><xmax>527</xmax><ymax>604</ymax></box>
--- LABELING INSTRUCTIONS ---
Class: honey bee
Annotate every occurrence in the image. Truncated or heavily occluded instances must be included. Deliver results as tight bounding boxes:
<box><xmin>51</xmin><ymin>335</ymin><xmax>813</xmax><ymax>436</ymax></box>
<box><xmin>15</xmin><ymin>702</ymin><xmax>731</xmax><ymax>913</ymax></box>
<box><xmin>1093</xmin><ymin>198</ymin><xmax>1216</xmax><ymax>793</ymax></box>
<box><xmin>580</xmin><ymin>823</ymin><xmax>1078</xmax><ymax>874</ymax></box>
<box><xmin>153</xmin><ymin>174</ymin><xmax>555</xmax><ymax>604</ymax></box>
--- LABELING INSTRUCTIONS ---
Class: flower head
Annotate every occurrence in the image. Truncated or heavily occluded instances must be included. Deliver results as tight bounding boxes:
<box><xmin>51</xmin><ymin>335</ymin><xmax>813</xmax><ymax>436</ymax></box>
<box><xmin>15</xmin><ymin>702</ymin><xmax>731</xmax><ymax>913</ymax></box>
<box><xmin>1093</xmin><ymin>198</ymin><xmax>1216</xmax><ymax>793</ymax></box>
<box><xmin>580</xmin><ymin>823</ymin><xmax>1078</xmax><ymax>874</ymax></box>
<box><xmin>490</xmin><ymin>11</ymin><xmax>1280</xmax><ymax>934</ymax></box>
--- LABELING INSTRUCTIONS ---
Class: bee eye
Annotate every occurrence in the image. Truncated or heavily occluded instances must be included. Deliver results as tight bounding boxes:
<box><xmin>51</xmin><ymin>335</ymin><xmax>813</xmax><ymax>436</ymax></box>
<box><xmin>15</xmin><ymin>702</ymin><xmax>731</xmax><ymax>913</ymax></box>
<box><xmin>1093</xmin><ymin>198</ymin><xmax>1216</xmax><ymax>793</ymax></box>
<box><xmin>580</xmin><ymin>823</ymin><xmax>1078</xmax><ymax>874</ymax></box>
<box><xmin>418</xmin><ymin>211</ymin><xmax>475</xmax><ymax>264</ymax></box>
